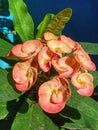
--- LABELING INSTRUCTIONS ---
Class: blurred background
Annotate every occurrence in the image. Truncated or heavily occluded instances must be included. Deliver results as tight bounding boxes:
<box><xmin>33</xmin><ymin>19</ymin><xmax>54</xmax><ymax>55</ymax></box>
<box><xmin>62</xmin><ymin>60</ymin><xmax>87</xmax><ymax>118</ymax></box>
<box><xmin>24</xmin><ymin>0</ymin><xmax>98</xmax><ymax>69</ymax></box>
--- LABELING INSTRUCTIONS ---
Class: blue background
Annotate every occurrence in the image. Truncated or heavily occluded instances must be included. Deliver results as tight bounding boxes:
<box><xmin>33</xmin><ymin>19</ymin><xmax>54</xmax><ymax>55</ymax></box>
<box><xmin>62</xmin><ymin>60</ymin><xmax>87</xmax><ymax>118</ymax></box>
<box><xmin>24</xmin><ymin>0</ymin><xmax>98</xmax><ymax>69</ymax></box>
<box><xmin>24</xmin><ymin>0</ymin><xmax>98</xmax><ymax>42</ymax></box>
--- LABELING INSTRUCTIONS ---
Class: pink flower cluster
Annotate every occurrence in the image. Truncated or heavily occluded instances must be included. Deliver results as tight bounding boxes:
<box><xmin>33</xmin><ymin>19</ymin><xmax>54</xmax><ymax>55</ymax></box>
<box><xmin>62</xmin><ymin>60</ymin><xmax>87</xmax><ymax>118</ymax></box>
<box><xmin>7</xmin><ymin>32</ymin><xmax>96</xmax><ymax>113</ymax></box>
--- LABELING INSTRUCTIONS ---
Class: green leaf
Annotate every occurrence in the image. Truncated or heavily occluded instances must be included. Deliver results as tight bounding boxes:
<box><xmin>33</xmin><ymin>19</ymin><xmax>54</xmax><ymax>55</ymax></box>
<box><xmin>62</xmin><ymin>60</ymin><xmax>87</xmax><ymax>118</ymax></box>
<box><xmin>0</xmin><ymin>69</ymin><xmax>23</xmax><ymax>103</ymax></box>
<box><xmin>90</xmin><ymin>71</ymin><xmax>98</xmax><ymax>87</ymax></box>
<box><xmin>0</xmin><ymin>102</ymin><xmax>9</xmax><ymax>120</ymax></box>
<box><xmin>60</xmin><ymin>85</ymin><xmax>98</xmax><ymax>130</ymax></box>
<box><xmin>8</xmin><ymin>0</ymin><xmax>34</xmax><ymax>42</ymax></box>
<box><xmin>80</xmin><ymin>42</ymin><xmax>98</xmax><ymax>55</ymax></box>
<box><xmin>0</xmin><ymin>39</ymin><xmax>13</xmax><ymax>57</ymax></box>
<box><xmin>11</xmin><ymin>99</ymin><xmax>59</xmax><ymax>130</ymax></box>
<box><xmin>61</xmin><ymin>122</ymin><xmax>91</xmax><ymax>130</ymax></box>
<box><xmin>0</xmin><ymin>99</ymin><xmax>19</xmax><ymax>120</ymax></box>
<box><xmin>45</xmin><ymin>8</ymin><xmax>72</xmax><ymax>36</ymax></box>
<box><xmin>35</xmin><ymin>13</ymin><xmax>54</xmax><ymax>38</ymax></box>
<box><xmin>0</xmin><ymin>99</ymin><xmax>23</xmax><ymax>130</ymax></box>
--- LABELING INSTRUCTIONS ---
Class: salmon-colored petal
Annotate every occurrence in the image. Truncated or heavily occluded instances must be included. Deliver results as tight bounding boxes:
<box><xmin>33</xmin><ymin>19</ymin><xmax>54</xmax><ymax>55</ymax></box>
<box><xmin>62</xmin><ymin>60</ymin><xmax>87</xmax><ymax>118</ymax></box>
<box><xmin>52</xmin><ymin>57</ymin><xmax>73</xmax><ymax>78</ymax></box>
<box><xmin>73</xmin><ymin>47</ymin><xmax>96</xmax><ymax>71</ymax></box>
<box><xmin>38</xmin><ymin>76</ymin><xmax>71</xmax><ymax>113</ymax></box>
<box><xmin>22</xmin><ymin>40</ymin><xmax>43</xmax><ymax>56</ymax></box>
<box><xmin>71</xmin><ymin>71</ymin><xmax>94</xmax><ymax>96</ymax></box>
<box><xmin>15</xmin><ymin>80</ymin><xmax>29</xmax><ymax>92</ymax></box>
<box><xmin>60</xmin><ymin>35</ymin><xmax>80</xmax><ymax>50</ymax></box>
<box><xmin>7</xmin><ymin>40</ymin><xmax>43</xmax><ymax>60</ymax></box>
<box><xmin>38</xmin><ymin>46</ymin><xmax>56</xmax><ymax>72</ymax></box>
<box><xmin>13</xmin><ymin>61</ymin><xmax>30</xmax><ymax>84</ymax></box>
<box><xmin>47</xmin><ymin>39</ymin><xmax>72</xmax><ymax>57</ymax></box>
<box><xmin>11</xmin><ymin>44</ymin><xmax>28</xmax><ymax>58</ymax></box>
<box><xmin>44</xmin><ymin>32</ymin><xmax>58</xmax><ymax>40</ymax></box>
<box><xmin>13</xmin><ymin>60</ymin><xmax>38</xmax><ymax>92</ymax></box>
<box><xmin>77</xmin><ymin>83</ymin><xmax>94</xmax><ymax>96</ymax></box>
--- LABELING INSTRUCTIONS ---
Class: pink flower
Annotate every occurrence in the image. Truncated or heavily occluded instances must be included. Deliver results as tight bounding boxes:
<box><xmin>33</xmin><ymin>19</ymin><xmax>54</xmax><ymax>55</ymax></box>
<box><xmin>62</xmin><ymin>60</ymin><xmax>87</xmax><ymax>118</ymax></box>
<box><xmin>12</xmin><ymin>60</ymin><xmax>37</xmax><ymax>92</ymax></box>
<box><xmin>52</xmin><ymin>57</ymin><xmax>73</xmax><ymax>78</ymax></box>
<box><xmin>73</xmin><ymin>47</ymin><xmax>96</xmax><ymax>71</ymax></box>
<box><xmin>60</xmin><ymin>35</ymin><xmax>80</xmax><ymax>50</ymax></box>
<box><xmin>44</xmin><ymin>32</ymin><xmax>58</xmax><ymax>40</ymax></box>
<box><xmin>38</xmin><ymin>45</ymin><xmax>57</xmax><ymax>72</ymax></box>
<box><xmin>46</xmin><ymin>39</ymin><xmax>72</xmax><ymax>57</ymax></box>
<box><xmin>52</xmin><ymin>56</ymin><xmax>80</xmax><ymax>78</ymax></box>
<box><xmin>38</xmin><ymin>76</ymin><xmax>71</xmax><ymax>113</ymax></box>
<box><xmin>71</xmin><ymin>71</ymin><xmax>94</xmax><ymax>96</ymax></box>
<box><xmin>7</xmin><ymin>40</ymin><xmax>43</xmax><ymax>60</ymax></box>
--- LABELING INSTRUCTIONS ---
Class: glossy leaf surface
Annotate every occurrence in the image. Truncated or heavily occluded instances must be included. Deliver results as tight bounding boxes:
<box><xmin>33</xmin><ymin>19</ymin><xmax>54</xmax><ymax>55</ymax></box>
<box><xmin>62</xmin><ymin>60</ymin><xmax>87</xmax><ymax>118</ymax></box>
<box><xmin>11</xmin><ymin>99</ymin><xmax>59</xmax><ymax>130</ymax></box>
<box><xmin>35</xmin><ymin>13</ymin><xmax>54</xmax><ymax>38</ymax></box>
<box><xmin>60</xmin><ymin>84</ymin><xmax>98</xmax><ymax>130</ymax></box>
<box><xmin>0</xmin><ymin>69</ymin><xmax>23</xmax><ymax>103</ymax></box>
<box><xmin>8</xmin><ymin>0</ymin><xmax>34</xmax><ymax>42</ymax></box>
<box><xmin>0</xmin><ymin>39</ymin><xmax>13</xmax><ymax>57</ymax></box>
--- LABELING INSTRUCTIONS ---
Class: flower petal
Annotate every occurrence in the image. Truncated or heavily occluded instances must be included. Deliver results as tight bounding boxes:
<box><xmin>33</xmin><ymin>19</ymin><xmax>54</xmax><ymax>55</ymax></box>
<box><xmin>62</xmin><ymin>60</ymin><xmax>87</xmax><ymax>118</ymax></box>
<box><xmin>47</xmin><ymin>39</ymin><xmax>72</xmax><ymax>57</ymax></box>
<box><xmin>71</xmin><ymin>71</ymin><xmax>94</xmax><ymax>96</ymax></box>
<box><xmin>52</xmin><ymin>57</ymin><xmax>73</xmax><ymax>78</ymax></box>
<box><xmin>38</xmin><ymin>46</ymin><xmax>56</xmax><ymax>72</ymax></box>
<box><xmin>38</xmin><ymin>76</ymin><xmax>71</xmax><ymax>113</ymax></box>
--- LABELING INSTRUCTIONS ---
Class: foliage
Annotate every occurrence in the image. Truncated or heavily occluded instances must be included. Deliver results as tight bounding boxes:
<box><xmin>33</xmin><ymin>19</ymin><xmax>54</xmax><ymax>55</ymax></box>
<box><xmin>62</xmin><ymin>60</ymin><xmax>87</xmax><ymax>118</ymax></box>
<box><xmin>8</xmin><ymin>0</ymin><xmax>34</xmax><ymax>42</ymax></box>
<box><xmin>0</xmin><ymin>0</ymin><xmax>98</xmax><ymax>130</ymax></box>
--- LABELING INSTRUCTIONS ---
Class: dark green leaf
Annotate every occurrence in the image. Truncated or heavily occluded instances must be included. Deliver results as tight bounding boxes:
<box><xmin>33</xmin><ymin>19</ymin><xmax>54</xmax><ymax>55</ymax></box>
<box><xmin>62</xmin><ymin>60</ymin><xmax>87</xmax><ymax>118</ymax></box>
<box><xmin>0</xmin><ymin>39</ymin><xmax>13</xmax><ymax>57</ymax></box>
<box><xmin>60</xmin><ymin>85</ymin><xmax>98</xmax><ymax>130</ymax></box>
<box><xmin>80</xmin><ymin>42</ymin><xmax>98</xmax><ymax>55</ymax></box>
<box><xmin>8</xmin><ymin>0</ymin><xmax>34</xmax><ymax>42</ymax></box>
<box><xmin>11</xmin><ymin>99</ymin><xmax>59</xmax><ymax>130</ymax></box>
<box><xmin>0</xmin><ymin>69</ymin><xmax>23</xmax><ymax>102</ymax></box>
<box><xmin>35</xmin><ymin>13</ymin><xmax>54</xmax><ymax>38</ymax></box>
<box><xmin>45</xmin><ymin>8</ymin><xmax>72</xmax><ymax>36</ymax></box>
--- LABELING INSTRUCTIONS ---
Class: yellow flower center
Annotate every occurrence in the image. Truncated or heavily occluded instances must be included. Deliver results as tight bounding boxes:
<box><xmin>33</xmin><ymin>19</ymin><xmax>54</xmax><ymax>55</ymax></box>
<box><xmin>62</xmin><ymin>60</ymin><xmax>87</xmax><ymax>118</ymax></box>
<box><xmin>26</xmin><ymin>70</ymin><xmax>32</xmax><ymax>79</ymax></box>
<box><xmin>52</xmin><ymin>89</ymin><xmax>59</xmax><ymax>96</ymax></box>
<box><xmin>55</xmin><ymin>48</ymin><xmax>62</xmax><ymax>53</ymax></box>
<box><xmin>77</xmin><ymin>78</ymin><xmax>83</xmax><ymax>84</ymax></box>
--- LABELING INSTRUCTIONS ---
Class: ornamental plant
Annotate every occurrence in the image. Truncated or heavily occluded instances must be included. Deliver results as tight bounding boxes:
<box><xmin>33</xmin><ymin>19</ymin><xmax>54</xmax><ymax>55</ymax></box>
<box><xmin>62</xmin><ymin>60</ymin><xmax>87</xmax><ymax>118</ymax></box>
<box><xmin>0</xmin><ymin>0</ymin><xmax>98</xmax><ymax>130</ymax></box>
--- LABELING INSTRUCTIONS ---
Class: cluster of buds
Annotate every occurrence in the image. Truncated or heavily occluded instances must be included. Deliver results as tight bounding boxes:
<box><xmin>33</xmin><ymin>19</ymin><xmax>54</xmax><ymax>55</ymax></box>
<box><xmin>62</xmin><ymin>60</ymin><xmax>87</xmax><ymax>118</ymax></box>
<box><xmin>7</xmin><ymin>32</ymin><xmax>96</xmax><ymax>113</ymax></box>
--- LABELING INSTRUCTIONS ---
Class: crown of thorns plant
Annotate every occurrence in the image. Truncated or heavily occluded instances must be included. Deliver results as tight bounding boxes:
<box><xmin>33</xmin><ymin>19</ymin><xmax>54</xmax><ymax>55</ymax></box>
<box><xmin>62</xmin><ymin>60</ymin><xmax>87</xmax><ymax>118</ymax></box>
<box><xmin>7</xmin><ymin>32</ymin><xmax>96</xmax><ymax>114</ymax></box>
